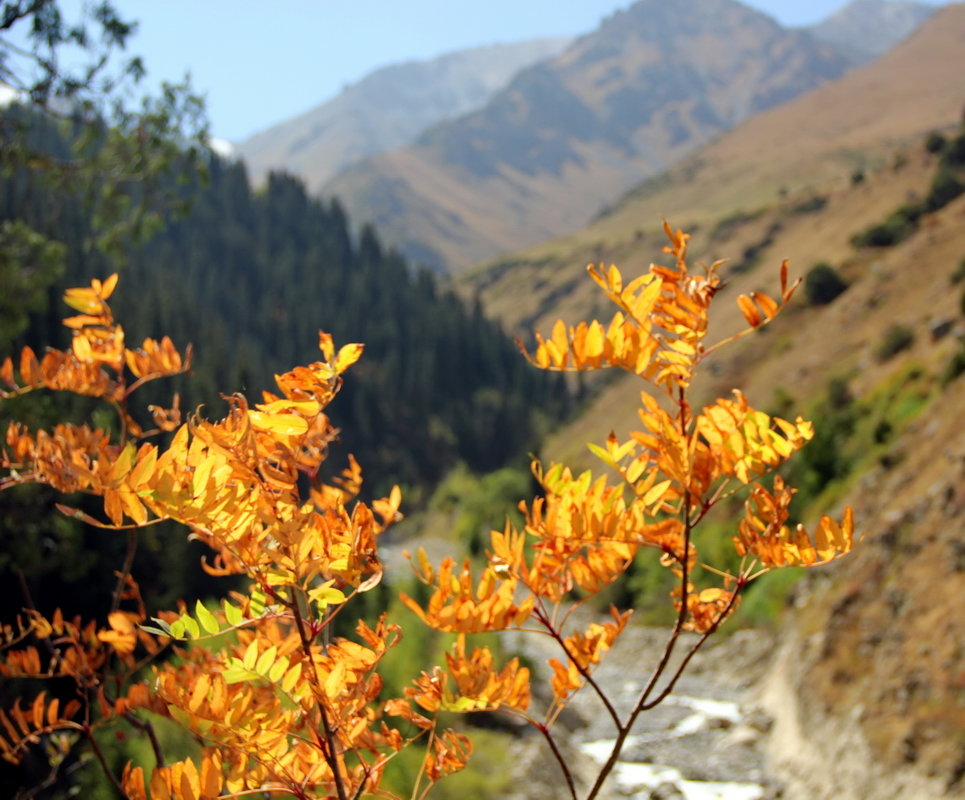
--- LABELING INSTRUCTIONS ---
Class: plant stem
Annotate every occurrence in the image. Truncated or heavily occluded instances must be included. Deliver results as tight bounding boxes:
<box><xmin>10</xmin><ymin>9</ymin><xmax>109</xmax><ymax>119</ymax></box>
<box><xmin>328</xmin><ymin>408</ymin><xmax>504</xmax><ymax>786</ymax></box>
<box><xmin>110</xmin><ymin>530</ymin><xmax>138</xmax><ymax>614</ymax></box>
<box><xmin>123</xmin><ymin>712</ymin><xmax>165</xmax><ymax>768</ymax></box>
<box><xmin>291</xmin><ymin>596</ymin><xmax>349</xmax><ymax>800</ymax></box>
<box><xmin>534</xmin><ymin>606</ymin><xmax>622</xmax><ymax>730</ymax></box>
<box><xmin>84</xmin><ymin>724</ymin><xmax>129</xmax><ymax>799</ymax></box>
<box><xmin>536</xmin><ymin>722</ymin><xmax>578</xmax><ymax>800</ymax></box>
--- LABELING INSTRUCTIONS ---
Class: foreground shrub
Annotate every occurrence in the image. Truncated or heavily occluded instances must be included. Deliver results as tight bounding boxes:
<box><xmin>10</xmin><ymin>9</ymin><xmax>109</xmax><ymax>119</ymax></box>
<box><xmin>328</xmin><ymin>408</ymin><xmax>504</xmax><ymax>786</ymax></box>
<box><xmin>0</xmin><ymin>226</ymin><xmax>857</xmax><ymax>799</ymax></box>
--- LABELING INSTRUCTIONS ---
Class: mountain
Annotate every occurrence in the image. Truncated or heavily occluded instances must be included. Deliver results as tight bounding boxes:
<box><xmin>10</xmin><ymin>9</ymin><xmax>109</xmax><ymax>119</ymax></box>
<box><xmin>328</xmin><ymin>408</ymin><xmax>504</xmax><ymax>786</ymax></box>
<box><xmin>236</xmin><ymin>37</ymin><xmax>572</xmax><ymax>192</ymax></box>
<box><xmin>462</xmin><ymin>3</ymin><xmax>965</xmax><ymax>339</ymax></box>
<box><xmin>322</xmin><ymin>0</ymin><xmax>853</xmax><ymax>272</ymax></box>
<box><xmin>805</xmin><ymin>0</ymin><xmax>938</xmax><ymax>63</ymax></box>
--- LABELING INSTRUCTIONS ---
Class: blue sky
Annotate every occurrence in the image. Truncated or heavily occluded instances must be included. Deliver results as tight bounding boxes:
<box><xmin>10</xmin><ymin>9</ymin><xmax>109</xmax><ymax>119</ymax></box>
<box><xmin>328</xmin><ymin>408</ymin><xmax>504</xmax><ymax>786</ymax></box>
<box><xmin>57</xmin><ymin>1</ymin><xmax>953</xmax><ymax>142</ymax></box>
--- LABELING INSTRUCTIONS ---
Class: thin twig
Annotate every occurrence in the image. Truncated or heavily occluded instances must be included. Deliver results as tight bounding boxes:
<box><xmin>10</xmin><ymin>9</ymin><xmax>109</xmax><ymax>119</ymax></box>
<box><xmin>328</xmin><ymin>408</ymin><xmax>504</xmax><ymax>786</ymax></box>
<box><xmin>534</xmin><ymin>606</ymin><xmax>622</xmax><ymax>731</ymax></box>
<box><xmin>535</xmin><ymin>722</ymin><xmax>578</xmax><ymax>800</ymax></box>
<box><xmin>290</xmin><ymin>596</ymin><xmax>349</xmax><ymax>800</ymax></box>
<box><xmin>110</xmin><ymin>530</ymin><xmax>138</xmax><ymax>615</ymax></box>
<box><xmin>84</xmin><ymin>724</ymin><xmax>130</xmax><ymax>798</ymax></box>
<box><xmin>122</xmin><ymin>712</ymin><xmax>165</xmax><ymax>768</ymax></box>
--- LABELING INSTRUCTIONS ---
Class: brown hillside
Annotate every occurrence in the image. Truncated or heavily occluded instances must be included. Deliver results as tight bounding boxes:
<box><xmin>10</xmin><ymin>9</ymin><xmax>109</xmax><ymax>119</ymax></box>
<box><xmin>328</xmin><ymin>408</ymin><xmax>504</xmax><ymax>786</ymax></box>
<box><xmin>463</xmin><ymin>3</ymin><xmax>965</xmax><ymax>338</ymax></box>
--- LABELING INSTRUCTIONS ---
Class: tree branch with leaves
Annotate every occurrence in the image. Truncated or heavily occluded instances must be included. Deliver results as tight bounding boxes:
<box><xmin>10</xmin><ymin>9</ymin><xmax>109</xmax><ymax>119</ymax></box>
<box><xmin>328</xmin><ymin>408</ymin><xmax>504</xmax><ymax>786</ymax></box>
<box><xmin>0</xmin><ymin>223</ymin><xmax>857</xmax><ymax>798</ymax></box>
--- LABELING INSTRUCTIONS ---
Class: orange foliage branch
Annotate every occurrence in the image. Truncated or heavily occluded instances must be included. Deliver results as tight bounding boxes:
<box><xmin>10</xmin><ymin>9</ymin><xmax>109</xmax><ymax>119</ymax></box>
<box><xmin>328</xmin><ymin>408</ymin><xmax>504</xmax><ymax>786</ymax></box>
<box><xmin>0</xmin><ymin>224</ymin><xmax>859</xmax><ymax>799</ymax></box>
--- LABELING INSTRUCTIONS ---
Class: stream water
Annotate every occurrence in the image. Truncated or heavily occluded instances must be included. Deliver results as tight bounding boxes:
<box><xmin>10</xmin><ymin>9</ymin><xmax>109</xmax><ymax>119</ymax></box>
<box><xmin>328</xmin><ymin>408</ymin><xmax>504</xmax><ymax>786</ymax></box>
<box><xmin>507</xmin><ymin>625</ymin><xmax>781</xmax><ymax>800</ymax></box>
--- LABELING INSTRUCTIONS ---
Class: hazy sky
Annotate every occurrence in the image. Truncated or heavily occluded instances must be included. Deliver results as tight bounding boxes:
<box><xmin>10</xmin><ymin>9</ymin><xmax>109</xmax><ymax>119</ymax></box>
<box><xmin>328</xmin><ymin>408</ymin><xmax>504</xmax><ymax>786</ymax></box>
<box><xmin>51</xmin><ymin>1</ymin><xmax>953</xmax><ymax>142</ymax></box>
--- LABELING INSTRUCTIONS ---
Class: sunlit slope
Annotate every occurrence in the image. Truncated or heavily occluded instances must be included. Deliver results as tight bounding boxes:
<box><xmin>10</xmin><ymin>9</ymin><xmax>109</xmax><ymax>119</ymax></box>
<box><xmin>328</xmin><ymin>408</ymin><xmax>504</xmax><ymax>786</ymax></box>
<box><xmin>461</xmin><ymin>4</ymin><xmax>965</xmax><ymax>341</ymax></box>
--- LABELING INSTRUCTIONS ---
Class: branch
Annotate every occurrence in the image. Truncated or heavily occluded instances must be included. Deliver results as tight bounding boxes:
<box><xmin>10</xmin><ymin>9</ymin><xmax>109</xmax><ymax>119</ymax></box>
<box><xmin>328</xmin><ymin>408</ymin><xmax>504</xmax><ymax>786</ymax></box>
<box><xmin>84</xmin><ymin>723</ymin><xmax>130</xmax><ymax>799</ymax></box>
<box><xmin>290</xmin><ymin>595</ymin><xmax>349</xmax><ymax>800</ymax></box>
<box><xmin>123</xmin><ymin>712</ymin><xmax>165</xmax><ymax>768</ymax></box>
<box><xmin>534</xmin><ymin>605</ymin><xmax>622</xmax><ymax>731</ymax></box>
<box><xmin>535</xmin><ymin>722</ymin><xmax>578</xmax><ymax>800</ymax></box>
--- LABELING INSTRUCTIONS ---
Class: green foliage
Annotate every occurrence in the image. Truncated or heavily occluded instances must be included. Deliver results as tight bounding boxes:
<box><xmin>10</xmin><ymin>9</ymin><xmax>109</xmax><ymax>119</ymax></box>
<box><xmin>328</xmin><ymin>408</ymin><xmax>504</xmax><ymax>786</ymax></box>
<box><xmin>853</xmin><ymin>127</ymin><xmax>965</xmax><ymax>249</ymax></box>
<box><xmin>790</xmin><ymin>365</ymin><xmax>935</xmax><ymax>515</ymax></box>
<box><xmin>942</xmin><ymin>342</ymin><xmax>965</xmax><ymax>386</ymax></box>
<box><xmin>923</xmin><ymin>164</ymin><xmax>965</xmax><ymax>212</ymax></box>
<box><xmin>790</xmin><ymin>194</ymin><xmax>828</xmax><ymax>215</ymax></box>
<box><xmin>875</xmin><ymin>323</ymin><xmax>915</xmax><ymax>362</ymax></box>
<box><xmin>851</xmin><ymin>203</ymin><xmax>921</xmax><ymax>248</ymax></box>
<box><xmin>925</xmin><ymin>130</ymin><xmax>947</xmax><ymax>154</ymax></box>
<box><xmin>429</xmin><ymin>463</ymin><xmax>530</xmax><ymax>557</ymax></box>
<box><xmin>804</xmin><ymin>262</ymin><xmax>848</xmax><ymax>306</ymax></box>
<box><xmin>731</xmin><ymin>567</ymin><xmax>805</xmax><ymax>628</ymax></box>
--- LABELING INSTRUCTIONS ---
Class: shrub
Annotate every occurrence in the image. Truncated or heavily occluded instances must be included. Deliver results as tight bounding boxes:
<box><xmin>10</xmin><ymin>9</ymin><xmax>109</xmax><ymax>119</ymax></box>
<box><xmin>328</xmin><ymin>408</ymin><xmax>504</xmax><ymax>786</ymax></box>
<box><xmin>805</xmin><ymin>262</ymin><xmax>848</xmax><ymax>305</ymax></box>
<box><xmin>875</xmin><ymin>323</ymin><xmax>916</xmax><ymax>362</ymax></box>
<box><xmin>923</xmin><ymin>166</ymin><xmax>965</xmax><ymax>212</ymax></box>
<box><xmin>852</xmin><ymin>203</ymin><xmax>922</xmax><ymax>248</ymax></box>
<box><xmin>925</xmin><ymin>130</ymin><xmax>947</xmax><ymax>154</ymax></box>
<box><xmin>0</xmin><ymin>229</ymin><xmax>859</xmax><ymax>800</ymax></box>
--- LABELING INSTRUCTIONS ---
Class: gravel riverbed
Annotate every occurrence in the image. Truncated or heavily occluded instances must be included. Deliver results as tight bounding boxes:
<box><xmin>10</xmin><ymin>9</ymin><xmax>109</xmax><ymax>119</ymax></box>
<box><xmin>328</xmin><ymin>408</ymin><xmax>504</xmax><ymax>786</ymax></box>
<box><xmin>500</xmin><ymin>623</ymin><xmax>784</xmax><ymax>800</ymax></box>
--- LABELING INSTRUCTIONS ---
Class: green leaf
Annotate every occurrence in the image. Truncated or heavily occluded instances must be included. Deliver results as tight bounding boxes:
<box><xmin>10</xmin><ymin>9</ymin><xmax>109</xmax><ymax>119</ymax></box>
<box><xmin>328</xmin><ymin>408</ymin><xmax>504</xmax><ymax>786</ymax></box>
<box><xmin>181</xmin><ymin>613</ymin><xmax>200</xmax><ymax>639</ymax></box>
<box><xmin>255</xmin><ymin>645</ymin><xmax>278</xmax><ymax>676</ymax></box>
<box><xmin>223</xmin><ymin>601</ymin><xmax>243</xmax><ymax>627</ymax></box>
<box><xmin>195</xmin><ymin>600</ymin><xmax>219</xmax><ymax>635</ymax></box>
<box><xmin>169</xmin><ymin>619</ymin><xmax>186</xmax><ymax>639</ymax></box>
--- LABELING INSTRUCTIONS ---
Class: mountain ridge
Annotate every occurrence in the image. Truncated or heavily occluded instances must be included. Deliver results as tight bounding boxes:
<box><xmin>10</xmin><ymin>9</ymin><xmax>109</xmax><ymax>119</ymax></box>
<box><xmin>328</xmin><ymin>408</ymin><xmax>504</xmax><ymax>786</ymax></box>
<box><xmin>236</xmin><ymin>37</ymin><xmax>572</xmax><ymax>192</ymax></box>
<box><xmin>322</xmin><ymin>0</ymin><xmax>854</xmax><ymax>271</ymax></box>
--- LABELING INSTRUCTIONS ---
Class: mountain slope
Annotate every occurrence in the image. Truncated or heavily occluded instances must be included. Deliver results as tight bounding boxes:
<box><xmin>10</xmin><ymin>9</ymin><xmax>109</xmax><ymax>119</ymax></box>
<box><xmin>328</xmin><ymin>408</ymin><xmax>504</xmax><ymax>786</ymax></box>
<box><xmin>805</xmin><ymin>0</ymin><xmax>938</xmax><ymax>63</ymax></box>
<box><xmin>462</xmin><ymin>3</ymin><xmax>965</xmax><ymax>339</ymax></box>
<box><xmin>236</xmin><ymin>38</ymin><xmax>571</xmax><ymax>192</ymax></box>
<box><xmin>324</xmin><ymin>0</ymin><xmax>851</xmax><ymax>272</ymax></box>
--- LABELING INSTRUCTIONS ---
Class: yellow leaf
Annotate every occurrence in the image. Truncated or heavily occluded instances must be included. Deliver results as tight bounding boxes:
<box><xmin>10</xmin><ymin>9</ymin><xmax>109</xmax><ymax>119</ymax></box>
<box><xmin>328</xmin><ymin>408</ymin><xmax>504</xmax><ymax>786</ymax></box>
<box><xmin>241</xmin><ymin>639</ymin><xmax>259</xmax><ymax>671</ymax></box>
<box><xmin>247</xmin><ymin>411</ymin><xmax>309</xmax><ymax>437</ymax></box>
<box><xmin>188</xmin><ymin>673</ymin><xmax>210</xmax><ymax>713</ymax></box>
<box><xmin>334</xmin><ymin>342</ymin><xmax>364</xmax><ymax>374</ymax></box>
<box><xmin>199</xmin><ymin>752</ymin><xmax>221</xmax><ymax>799</ymax></box>
<box><xmin>324</xmin><ymin>661</ymin><xmax>346</xmax><ymax>699</ymax></box>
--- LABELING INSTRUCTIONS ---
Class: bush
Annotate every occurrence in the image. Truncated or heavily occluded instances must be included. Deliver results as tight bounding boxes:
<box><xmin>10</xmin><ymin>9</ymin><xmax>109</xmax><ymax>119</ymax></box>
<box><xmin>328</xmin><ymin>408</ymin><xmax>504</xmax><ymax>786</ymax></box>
<box><xmin>951</xmin><ymin>257</ymin><xmax>965</xmax><ymax>285</ymax></box>
<box><xmin>925</xmin><ymin>130</ymin><xmax>947</xmax><ymax>154</ymax></box>
<box><xmin>875</xmin><ymin>324</ymin><xmax>915</xmax><ymax>362</ymax></box>
<box><xmin>942</xmin><ymin>343</ymin><xmax>965</xmax><ymax>386</ymax></box>
<box><xmin>852</xmin><ymin>203</ymin><xmax>922</xmax><ymax>248</ymax></box>
<box><xmin>805</xmin><ymin>262</ymin><xmax>848</xmax><ymax>306</ymax></box>
<box><xmin>791</xmin><ymin>195</ymin><xmax>828</xmax><ymax>215</ymax></box>
<box><xmin>923</xmin><ymin>166</ymin><xmax>965</xmax><ymax>212</ymax></box>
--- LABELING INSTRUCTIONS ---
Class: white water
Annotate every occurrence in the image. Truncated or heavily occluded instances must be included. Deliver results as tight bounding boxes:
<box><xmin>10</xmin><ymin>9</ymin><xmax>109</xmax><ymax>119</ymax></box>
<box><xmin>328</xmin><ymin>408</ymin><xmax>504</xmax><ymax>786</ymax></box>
<box><xmin>579</xmin><ymin>692</ymin><xmax>765</xmax><ymax>800</ymax></box>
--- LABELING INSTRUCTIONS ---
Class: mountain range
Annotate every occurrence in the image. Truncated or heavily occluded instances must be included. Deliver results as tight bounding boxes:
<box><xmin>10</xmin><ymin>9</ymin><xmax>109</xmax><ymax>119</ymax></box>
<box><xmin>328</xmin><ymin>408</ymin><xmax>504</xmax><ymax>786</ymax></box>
<box><xmin>237</xmin><ymin>37</ymin><xmax>572</xmax><ymax>192</ymax></box>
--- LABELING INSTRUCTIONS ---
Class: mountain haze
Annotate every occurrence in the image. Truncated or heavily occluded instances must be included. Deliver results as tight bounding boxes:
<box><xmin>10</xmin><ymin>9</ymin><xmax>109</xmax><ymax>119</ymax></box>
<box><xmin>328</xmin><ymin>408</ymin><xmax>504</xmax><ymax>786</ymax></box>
<box><xmin>322</xmin><ymin>0</ymin><xmax>852</xmax><ymax>272</ymax></box>
<box><xmin>236</xmin><ymin>37</ymin><xmax>571</xmax><ymax>191</ymax></box>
